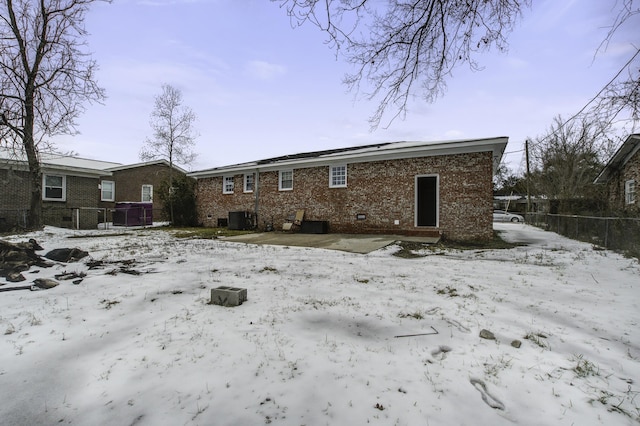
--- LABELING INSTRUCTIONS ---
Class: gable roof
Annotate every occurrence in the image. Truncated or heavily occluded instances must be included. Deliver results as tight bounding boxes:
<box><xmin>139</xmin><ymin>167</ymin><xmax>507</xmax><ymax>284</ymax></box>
<box><xmin>188</xmin><ymin>137</ymin><xmax>509</xmax><ymax>178</ymax></box>
<box><xmin>594</xmin><ymin>134</ymin><xmax>640</xmax><ymax>184</ymax></box>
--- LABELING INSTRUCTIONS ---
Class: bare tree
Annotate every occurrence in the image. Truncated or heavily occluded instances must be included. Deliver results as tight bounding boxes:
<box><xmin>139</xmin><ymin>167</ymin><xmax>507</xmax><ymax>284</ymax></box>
<box><xmin>0</xmin><ymin>0</ymin><xmax>106</xmax><ymax>228</ymax></box>
<box><xmin>276</xmin><ymin>0</ymin><xmax>530</xmax><ymax>128</ymax></box>
<box><xmin>493</xmin><ymin>162</ymin><xmax>526</xmax><ymax>196</ymax></box>
<box><xmin>140</xmin><ymin>84</ymin><xmax>198</xmax><ymax>224</ymax></box>
<box><xmin>530</xmin><ymin>116</ymin><xmax>618</xmax><ymax>214</ymax></box>
<box><xmin>592</xmin><ymin>50</ymin><xmax>640</xmax><ymax>128</ymax></box>
<box><xmin>587</xmin><ymin>0</ymin><xmax>640</xmax><ymax>129</ymax></box>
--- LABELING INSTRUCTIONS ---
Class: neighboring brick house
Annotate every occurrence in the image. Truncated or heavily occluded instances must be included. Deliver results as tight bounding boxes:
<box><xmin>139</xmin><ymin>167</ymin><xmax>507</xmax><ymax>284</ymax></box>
<box><xmin>189</xmin><ymin>137</ymin><xmax>508</xmax><ymax>241</ymax></box>
<box><xmin>100</xmin><ymin>160</ymin><xmax>189</xmax><ymax>222</ymax></box>
<box><xmin>594</xmin><ymin>133</ymin><xmax>639</xmax><ymax>216</ymax></box>
<box><xmin>1</xmin><ymin>150</ymin><xmax>120</xmax><ymax>230</ymax></box>
<box><xmin>1</xmin><ymin>151</ymin><xmax>189</xmax><ymax>230</ymax></box>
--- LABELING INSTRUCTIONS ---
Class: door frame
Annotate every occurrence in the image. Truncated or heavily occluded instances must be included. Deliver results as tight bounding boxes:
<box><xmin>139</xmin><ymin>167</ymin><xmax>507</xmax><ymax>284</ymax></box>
<box><xmin>414</xmin><ymin>174</ymin><xmax>439</xmax><ymax>228</ymax></box>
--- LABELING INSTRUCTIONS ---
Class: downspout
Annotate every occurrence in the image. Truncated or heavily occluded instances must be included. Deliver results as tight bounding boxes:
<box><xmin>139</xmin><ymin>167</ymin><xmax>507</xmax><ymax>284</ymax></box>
<box><xmin>253</xmin><ymin>170</ymin><xmax>260</xmax><ymax>228</ymax></box>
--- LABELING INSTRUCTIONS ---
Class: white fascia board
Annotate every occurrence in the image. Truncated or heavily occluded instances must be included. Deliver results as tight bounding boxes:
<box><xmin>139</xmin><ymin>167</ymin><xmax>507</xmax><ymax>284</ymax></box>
<box><xmin>188</xmin><ymin>137</ymin><xmax>508</xmax><ymax>178</ymax></box>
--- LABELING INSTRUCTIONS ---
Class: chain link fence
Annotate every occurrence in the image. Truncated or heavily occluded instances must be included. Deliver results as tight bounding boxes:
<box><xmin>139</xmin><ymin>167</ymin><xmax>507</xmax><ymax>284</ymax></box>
<box><xmin>1</xmin><ymin>206</ymin><xmax>166</xmax><ymax>232</ymax></box>
<box><xmin>526</xmin><ymin>212</ymin><xmax>640</xmax><ymax>258</ymax></box>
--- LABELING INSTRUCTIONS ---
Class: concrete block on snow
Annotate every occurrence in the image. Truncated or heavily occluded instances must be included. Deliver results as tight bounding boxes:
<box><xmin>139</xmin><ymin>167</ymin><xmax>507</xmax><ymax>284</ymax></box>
<box><xmin>210</xmin><ymin>286</ymin><xmax>248</xmax><ymax>307</ymax></box>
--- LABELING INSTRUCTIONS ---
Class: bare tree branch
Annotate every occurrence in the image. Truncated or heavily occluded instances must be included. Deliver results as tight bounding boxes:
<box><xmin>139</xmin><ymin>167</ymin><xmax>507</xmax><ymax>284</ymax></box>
<box><xmin>139</xmin><ymin>84</ymin><xmax>198</xmax><ymax>225</ymax></box>
<box><xmin>530</xmin><ymin>116</ymin><xmax>617</xmax><ymax>213</ymax></box>
<box><xmin>139</xmin><ymin>84</ymin><xmax>198</xmax><ymax>168</ymax></box>
<box><xmin>597</xmin><ymin>0</ymin><xmax>640</xmax><ymax>55</ymax></box>
<box><xmin>276</xmin><ymin>0</ymin><xmax>529</xmax><ymax>129</ymax></box>
<box><xmin>0</xmin><ymin>0</ymin><xmax>108</xmax><ymax>228</ymax></box>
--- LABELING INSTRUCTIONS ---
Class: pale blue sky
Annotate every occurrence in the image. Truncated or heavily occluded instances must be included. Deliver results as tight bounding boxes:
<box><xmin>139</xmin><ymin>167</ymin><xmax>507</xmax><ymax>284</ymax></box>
<box><xmin>51</xmin><ymin>0</ymin><xmax>639</xmax><ymax>172</ymax></box>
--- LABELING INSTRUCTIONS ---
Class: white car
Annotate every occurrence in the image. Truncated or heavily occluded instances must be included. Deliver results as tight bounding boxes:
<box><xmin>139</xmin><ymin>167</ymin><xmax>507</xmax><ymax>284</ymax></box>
<box><xmin>493</xmin><ymin>210</ymin><xmax>524</xmax><ymax>223</ymax></box>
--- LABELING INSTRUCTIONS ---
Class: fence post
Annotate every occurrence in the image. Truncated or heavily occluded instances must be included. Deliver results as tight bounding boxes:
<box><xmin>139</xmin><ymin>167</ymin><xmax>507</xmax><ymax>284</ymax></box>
<box><xmin>605</xmin><ymin>218</ymin><xmax>609</xmax><ymax>248</ymax></box>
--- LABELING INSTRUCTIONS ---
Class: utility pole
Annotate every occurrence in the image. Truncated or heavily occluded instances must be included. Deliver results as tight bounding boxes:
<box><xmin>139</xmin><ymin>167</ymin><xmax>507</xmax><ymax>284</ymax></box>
<box><xmin>525</xmin><ymin>139</ymin><xmax>531</xmax><ymax>214</ymax></box>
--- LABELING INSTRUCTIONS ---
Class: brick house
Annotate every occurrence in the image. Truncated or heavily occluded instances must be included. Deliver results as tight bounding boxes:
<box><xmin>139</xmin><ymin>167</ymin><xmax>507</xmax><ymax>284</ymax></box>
<box><xmin>594</xmin><ymin>133</ymin><xmax>639</xmax><ymax>216</ymax></box>
<box><xmin>100</xmin><ymin>160</ymin><xmax>189</xmax><ymax>222</ymax></box>
<box><xmin>1</xmin><ymin>150</ymin><xmax>119</xmax><ymax>230</ymax></box>
<box><xmin>189</xmin><ymin>137</ymin><xmax>508</xmax><ymax>241</ymax></box>
<box><xmin>1</xmin><ymin>150</ymin><xmax>189</xmax><ymax>230</ymax></box>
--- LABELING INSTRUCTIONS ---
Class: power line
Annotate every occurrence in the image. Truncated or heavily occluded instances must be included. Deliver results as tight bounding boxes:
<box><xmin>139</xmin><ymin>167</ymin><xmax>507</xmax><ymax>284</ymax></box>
<box><xmin>563</xmin><ymin>47</ymin><xmax>640</xmax><ymax>126</ymax></box>
<box><xmin>503</xmin><ymin>148</ymin><xmax>525</xmax><ymax>155</ymax></box>
<box><xmin>529</xmin><ymin>46</ymin><xmax>640</xmax><ymax>149</ymax></box>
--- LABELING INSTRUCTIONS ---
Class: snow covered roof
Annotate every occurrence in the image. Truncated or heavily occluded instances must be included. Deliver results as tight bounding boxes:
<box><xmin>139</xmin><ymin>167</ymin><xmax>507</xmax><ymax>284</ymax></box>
<box><xmin>0</xmin><ymin>148</ymin><xmax>122</xmax><ymax>177</ymax></box>
<box><xmin>40</xmin><ymin>152</ymin><xmax>122</xmax><ymax>172</ymax></box>
<box><xmin>188</xmin><ymin>137</ymin><xmax>509</xmax><ymax>178</ymax></box>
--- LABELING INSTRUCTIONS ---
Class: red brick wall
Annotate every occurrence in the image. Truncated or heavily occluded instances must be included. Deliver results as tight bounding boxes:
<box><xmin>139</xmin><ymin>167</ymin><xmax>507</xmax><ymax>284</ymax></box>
<box><xmin>196</xmin><ymin>152</ymin><xmax>494</xmax><ymax>240</ymax></box>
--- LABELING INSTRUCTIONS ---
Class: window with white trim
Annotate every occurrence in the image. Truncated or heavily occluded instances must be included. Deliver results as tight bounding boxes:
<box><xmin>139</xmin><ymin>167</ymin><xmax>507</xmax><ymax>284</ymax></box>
<box><xmin>625</xmin><ymin>179</ymin><xmax>636</xmax><ymax>205</ymax></box>
<box><xmin>141</xmin><ymin>184</ymin><xmax>153</xmax><ymax>202</ymax></box>
<box><xmin>43</xmin><ymin>174</ymin><xmax>66</xmax><ymax>201</ymax></box>
<box><xmin>330</xmin><ymin>164</ymin><xmax>347</xmax><ymax>188</ymax></box>
<box><xmin>279</xmin><ymin>170</ymin><xmax>293</xmax><ymax>191</ymax></box>
<box><xmin>244</xmin><ymin>174</ymin><xmax>254</xmax><ymax>193</ymax></box>
<box><xmin>223</xmin><ymin>176</ymin><xmax>234</xmax><ymax>194</ymax></box>
<box><xmin>101</xmin><ymin>180</ymin><xmax>115</xmax><ymax>201</ymax></box>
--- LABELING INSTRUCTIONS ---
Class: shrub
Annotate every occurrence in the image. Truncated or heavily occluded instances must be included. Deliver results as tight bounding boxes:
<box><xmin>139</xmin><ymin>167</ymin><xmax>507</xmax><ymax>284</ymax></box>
<box><xmin>159</xmin><ymin>174</ymin><xmax>197</xmax><ymax>226</ymax></box>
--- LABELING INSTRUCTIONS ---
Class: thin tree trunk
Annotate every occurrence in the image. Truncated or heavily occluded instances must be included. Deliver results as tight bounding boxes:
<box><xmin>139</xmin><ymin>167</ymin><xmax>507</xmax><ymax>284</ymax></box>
<box><xmin>168</xmin><ymin>154</ymin><xmax>174</xmax><ymax>225</ymax></box>
<box><xmin>24</xmin><ymin>95</ymin><xmax>43</xmax><ymax>229</ymax></box>
<box><xmin>28</xmin><ymin>160</ymin><xmax>43</xmax><ymax>229</ymax></box>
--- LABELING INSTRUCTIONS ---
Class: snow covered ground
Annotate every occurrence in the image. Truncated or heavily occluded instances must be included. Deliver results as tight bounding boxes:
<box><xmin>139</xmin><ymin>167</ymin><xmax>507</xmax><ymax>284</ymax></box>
<box><xmin>0</xmin><ymin>223</ymin><xmax>638</xmax><ymax>426</ymax></box>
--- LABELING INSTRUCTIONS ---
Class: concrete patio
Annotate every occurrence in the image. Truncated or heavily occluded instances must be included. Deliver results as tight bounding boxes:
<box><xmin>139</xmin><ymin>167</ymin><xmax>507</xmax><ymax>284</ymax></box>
<box><xmin>221</xmin><ymin>232</ymin><xmax>440</xmax><ymax>254</ymax></box>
